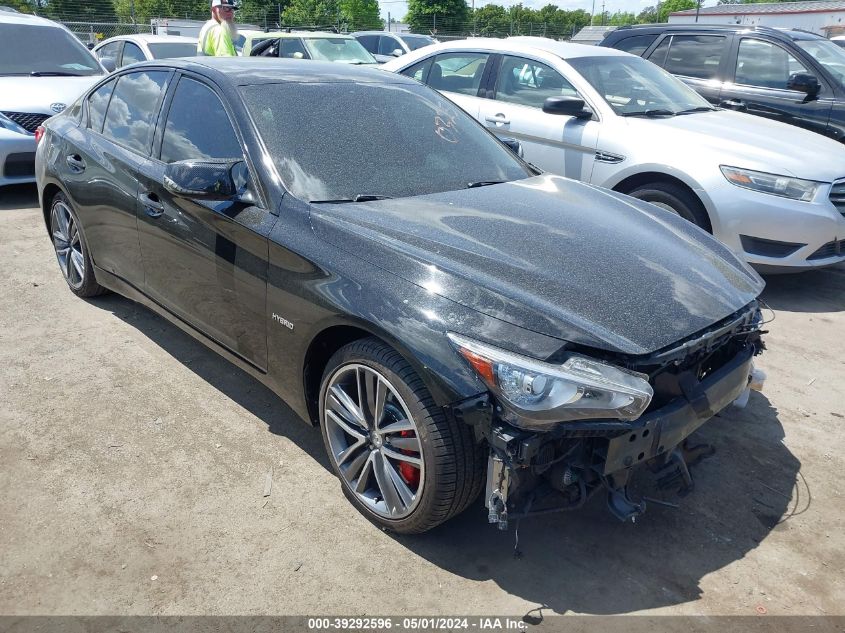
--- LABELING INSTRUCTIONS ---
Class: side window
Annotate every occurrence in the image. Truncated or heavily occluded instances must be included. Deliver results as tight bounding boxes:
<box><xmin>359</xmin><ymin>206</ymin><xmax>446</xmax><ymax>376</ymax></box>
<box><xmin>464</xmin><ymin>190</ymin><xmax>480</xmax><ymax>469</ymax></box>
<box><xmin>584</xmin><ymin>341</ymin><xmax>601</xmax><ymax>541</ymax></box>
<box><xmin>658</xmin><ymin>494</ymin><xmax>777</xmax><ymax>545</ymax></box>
<box><xmin>160</xmin><ymin>77</ymin><xmax>242</xmax><ymax>163</ymax></box>
<box><xmin>663</xmin><ymin>35</ymin><xmax>725</xmax><ymax>79</ymax></box>
<box><xmin>400</xmin><ymin>57</ymin><xmax>432</xmax><ymax>83</ymax></box>
<box><xmin>102</xmin><ymin>70</ymin><xmax>169</xmax><ymax>154</ymax></box>
<box><xmin>280</xmin><ymin>38</ymin><xmax>308</xmax><ymax>59</ymax></box>
<box><xmin>87</xmin><ymin>78</ymin><xmax>116</xmax><ymax>132</ymax></box>
<box><xmin>428</xmin><ymin>52</ymin><xmax>489</xmax><ymax>96</ymax></box>
<box><xmin>494</xmin><ymin>55</ymin><xmax>578</xmax><ymax>109</ymax></box>
<box><xmin>647</xmin><ymin>36</ymin><xmax>671</xmax><ymax>68</ymax></box>
<box><xmin>356</xmin><ymin>35</ymin><xmax>378</xmax><ymax>54</ymax></box>
<box><xmin>96</xmin><ymin>41</ymin><xmax>121</xmax><ymax>64</ymax></box>
<box><xmin>121</xmin><ymin>42</ymin><xmax>146</xmax><ymax>67</ymax></box>
<box><xmin>614</xmin><ymin>34</ymin><xmax>657</xmax><ymax>56</ymax></box>
<box><xmin>378</xmin><ymin>35</ymin><xmax>400</xmax><ymax>56</ymax></box>
<box><xmin>735</xmin><ymin>38</ymin><xmax>811</xmax><ymax>90</ymax></box>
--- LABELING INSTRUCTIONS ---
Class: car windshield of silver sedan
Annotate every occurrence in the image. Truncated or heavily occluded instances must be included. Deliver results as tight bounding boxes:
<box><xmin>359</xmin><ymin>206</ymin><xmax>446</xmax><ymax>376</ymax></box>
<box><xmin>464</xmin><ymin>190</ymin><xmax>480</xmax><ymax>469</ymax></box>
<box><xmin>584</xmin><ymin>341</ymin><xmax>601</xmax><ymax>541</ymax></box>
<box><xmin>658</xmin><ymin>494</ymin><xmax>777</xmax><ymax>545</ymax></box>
<box><xmin>240</xmin><ymin>81</ymin><xmax>531</xmax><ymax>202</ymax></box>
<box><xmin>567</xmin><ymin>55</ymin><xmax>715</xmax><ymax>117</ymax></box>
<box><xmin>796</xmin><ymin>39</ymin><xmax>845</xmax><ymax>89</ymax></box>
<box><xmin>0</xmin><ymin>24</ymin><xmax>102</xmax><ymax>76</ymax></box>
<box><xmin>303</xmin><ymin>38</ymin><xmax>377</xmax><ymax>64</ymax></box>
<box><xmin>400</xmin><ymin>34</ymin><xmax>436</xmax><ymax>50</ymax></box>
<box><xmin>147</xmin><ymin>42</ymin><xmax>200</xmax><ymax>59</ymax></box>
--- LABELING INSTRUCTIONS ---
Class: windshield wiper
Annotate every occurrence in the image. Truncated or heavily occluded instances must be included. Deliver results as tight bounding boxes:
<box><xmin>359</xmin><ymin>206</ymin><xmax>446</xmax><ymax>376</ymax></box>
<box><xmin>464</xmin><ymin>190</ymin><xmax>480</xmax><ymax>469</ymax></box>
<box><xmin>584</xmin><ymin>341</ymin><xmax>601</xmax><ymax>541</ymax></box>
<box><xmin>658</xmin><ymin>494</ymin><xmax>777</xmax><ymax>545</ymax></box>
<box><xmin>620</xmin><ymin>109</ymin><xmax>677</xmax><ymax>118</ymax></box>
<box><xmin>678</xmin><ymin>106</ymin><xmax>716</xmax><ymax>114</ymax></box>
<box><xmin>30</xmin><ymin>71</ymin><xmax>85</xmax><ymax>77</ymax></box>
<box><xmin>467</xmin><ymin>180</ymin><xmax>506</xmax><ymax>188</ymax></box>
<box><xmin>310</xmin><ymin>194</ymin><xmax>393</xmax><ymax>203</ymax></box>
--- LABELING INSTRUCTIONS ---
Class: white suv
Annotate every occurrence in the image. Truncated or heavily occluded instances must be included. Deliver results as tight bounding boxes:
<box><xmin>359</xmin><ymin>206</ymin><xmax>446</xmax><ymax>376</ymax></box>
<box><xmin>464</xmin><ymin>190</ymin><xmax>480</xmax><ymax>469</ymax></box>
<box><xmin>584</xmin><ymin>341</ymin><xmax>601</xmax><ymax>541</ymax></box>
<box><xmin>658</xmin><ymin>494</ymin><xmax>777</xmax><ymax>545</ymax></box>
<box><xmin>0</xmin><ymin>9</ymin><xmax>104</xmax><ymax>187</ymax></box>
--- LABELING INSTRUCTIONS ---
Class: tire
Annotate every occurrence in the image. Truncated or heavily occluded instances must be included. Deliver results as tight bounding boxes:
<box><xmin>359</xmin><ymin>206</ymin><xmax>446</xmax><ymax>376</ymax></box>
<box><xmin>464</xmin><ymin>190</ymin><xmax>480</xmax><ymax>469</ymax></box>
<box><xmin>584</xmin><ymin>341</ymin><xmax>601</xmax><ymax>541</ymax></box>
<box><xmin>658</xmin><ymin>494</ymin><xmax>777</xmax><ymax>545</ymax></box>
<box><xmin>318</xmin><ymin>337</ymin><xmax>484</xmax><ymax>533</ymax></box>
<box><xmin>49</xmin><ymin>191</ymin><xmax>107</xmax><ymax>298</ymax></box>
<box><xmin>627</xmin><ymin>181</ymin><xmax>712</xmax><ymax>232</ymax></box>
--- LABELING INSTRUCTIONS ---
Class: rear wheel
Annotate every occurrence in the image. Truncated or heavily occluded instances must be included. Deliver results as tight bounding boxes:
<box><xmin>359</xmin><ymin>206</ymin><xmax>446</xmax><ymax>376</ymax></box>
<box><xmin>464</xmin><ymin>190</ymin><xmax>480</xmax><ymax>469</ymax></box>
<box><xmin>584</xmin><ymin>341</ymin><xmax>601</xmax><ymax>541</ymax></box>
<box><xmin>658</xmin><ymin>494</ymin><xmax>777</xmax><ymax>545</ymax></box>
<box><xmin>318</xmin><ymin>338</ymin><xmax>484</xmax><ymax>533</ymax></box>
<box><xmin>49</xmin><ymin>192</ymin><xmax>106</xmax><ymax>298</ymax></box>
<box><xmin>627</xmin><ymin>181</ymin><xmax>711</xmax><ymax>232</ymax></box>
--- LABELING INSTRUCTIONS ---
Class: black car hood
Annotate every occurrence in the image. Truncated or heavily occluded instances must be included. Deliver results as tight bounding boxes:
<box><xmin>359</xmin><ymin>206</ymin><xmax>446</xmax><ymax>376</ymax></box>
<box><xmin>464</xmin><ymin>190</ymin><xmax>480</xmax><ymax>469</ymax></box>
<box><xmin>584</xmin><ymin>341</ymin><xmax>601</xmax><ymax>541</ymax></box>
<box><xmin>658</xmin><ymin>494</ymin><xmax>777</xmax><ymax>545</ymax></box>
<box><xmin>310</xmin><ymin>174</ymin><xmax>764</xmax><ymax>356</ymax></box>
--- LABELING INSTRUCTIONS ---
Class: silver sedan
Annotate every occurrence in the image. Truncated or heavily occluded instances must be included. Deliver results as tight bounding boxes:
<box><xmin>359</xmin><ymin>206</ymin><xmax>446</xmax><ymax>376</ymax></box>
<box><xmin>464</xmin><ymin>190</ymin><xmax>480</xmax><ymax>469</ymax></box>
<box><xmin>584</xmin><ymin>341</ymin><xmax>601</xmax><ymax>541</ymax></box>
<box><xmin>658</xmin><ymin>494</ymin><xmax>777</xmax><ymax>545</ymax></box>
<box><xmin>383</xmin><ymin>38</ymin><xmax>845</xmax><ymax>271</ymax></box>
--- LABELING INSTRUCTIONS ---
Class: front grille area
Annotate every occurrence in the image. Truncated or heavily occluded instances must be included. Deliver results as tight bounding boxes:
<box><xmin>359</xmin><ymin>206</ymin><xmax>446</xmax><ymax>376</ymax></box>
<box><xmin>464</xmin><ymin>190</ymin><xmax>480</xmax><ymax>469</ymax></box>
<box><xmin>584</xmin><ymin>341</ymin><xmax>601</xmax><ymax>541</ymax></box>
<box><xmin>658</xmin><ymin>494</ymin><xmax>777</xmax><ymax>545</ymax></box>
<box><xmin>807</xmin><ymin>239</ymin><xmax>845</xmax><ymax>261</ymax></box>
<box><xmin>1</xmin><ymin>111</ymin><xmax>49</xmax><ymax>134</ymax></box>
<box><xmin>740</xmin><ymin>234</ymin><xmax>805</xmax><ymax>258</ymax></box>
<box><xmin>831</xmin><ymin>179</ymin><xmax>845</xmax><ymax>216</ymax></box>
<box><xmin>3</xmin><ymin>152</ymin><xmax>35</xmax><ymax>178</ymax></box>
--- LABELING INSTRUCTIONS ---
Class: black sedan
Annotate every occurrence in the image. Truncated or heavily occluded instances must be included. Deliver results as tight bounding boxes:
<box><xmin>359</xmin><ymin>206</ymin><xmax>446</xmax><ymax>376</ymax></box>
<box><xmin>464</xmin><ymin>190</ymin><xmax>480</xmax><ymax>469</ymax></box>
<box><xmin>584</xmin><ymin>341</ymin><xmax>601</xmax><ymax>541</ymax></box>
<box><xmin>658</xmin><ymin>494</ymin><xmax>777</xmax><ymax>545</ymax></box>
<box><xmin>35</xmin><ymin>58</ymin><xmax>766</xmax><ymax>533</ymax></box>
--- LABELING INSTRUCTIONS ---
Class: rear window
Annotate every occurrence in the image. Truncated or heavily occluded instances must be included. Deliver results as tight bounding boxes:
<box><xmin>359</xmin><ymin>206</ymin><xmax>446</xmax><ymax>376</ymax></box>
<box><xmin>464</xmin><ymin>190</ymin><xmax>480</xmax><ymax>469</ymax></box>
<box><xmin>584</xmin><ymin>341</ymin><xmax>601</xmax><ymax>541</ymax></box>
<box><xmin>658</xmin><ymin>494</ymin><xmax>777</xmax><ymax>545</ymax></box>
<box><xmin>147</xmin><ymin>42</ymin><xmax>198</xmax><ymax>59</ymax></box>
<box><xmin>612</xmin><ymin>34</ymin><xmax>657</xmax><ymax>56</ymax></box>
<box><xmin>0</xmin><ymin>23</ymin><xmax>102</xmax><ymax>76</ymax></box>
<box><xmin>400</xmin><ymin>35</ymin><xmax>436</xmax><ymax>51</ymax></box>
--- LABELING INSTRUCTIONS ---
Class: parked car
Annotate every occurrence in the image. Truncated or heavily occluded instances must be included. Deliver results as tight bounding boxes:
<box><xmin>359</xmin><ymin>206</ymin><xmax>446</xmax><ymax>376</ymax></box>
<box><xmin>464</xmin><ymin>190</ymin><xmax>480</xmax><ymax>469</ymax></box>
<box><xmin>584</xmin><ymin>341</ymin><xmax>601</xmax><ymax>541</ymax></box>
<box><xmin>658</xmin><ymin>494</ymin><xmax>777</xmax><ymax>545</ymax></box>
<box><xmin>352</xmin><ymin>31</ymin><xmax>437</xmax><ymax>63</ymax></box>
<box><xmin>383</xmin><ymin>38</ymin><xmax>845</xmax><ymax>271</ymax></box>
<box><xmin>233</xmin><ymin>29</ymin><xmax>265</xmax><ymax>55</ymax></box>
<box><xmin>833</xmin><ymin>35</ymin><xmax>845</xmax><ymax>49</ymax></box>
<box><xmin>243</xmin><ymin>31</ymin><xmax>377</xmax><ymax>65</ymax></box>
<box><xmin>600</xmin><ymin>25</ymin><xmax>845</xmax><ymax>143</ymax></box>
<box><xmin>93</xmin><ymin>34</ymin><xmax>197</xmax><ymax>71</ymax></box>
<box><xmin>0</xmin><ymin>10</ymin><xmax>104</xmax><ymax>187</ymax></box>
<box><xmin>36</xmin><ymin>57</ymin><xmax>766</xmax><ymax>533</ymax></box>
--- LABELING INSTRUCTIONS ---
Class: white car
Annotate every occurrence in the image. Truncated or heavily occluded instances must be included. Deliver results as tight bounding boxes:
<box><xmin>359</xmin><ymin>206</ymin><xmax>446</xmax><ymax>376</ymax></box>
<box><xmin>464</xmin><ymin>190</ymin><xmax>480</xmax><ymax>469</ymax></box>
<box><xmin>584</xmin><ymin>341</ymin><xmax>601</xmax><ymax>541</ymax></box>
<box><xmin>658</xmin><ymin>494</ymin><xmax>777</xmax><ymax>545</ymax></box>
<box><xmin>92</xmin><ymin>34</ymin><xmax>198</xmax><ymax>71</ymax></box>
<box><xmin>384</xmin><ymin>38</ymin><xmax>845</xmax><ymax>271</ymax></box>
<box><xmin>352</xmin><ymin>31</ymin><xmax>437</xmax><ymax>63</ymax></box>
<box><xmin>0</xmin><ymin>10</ymin><xmax>105</xmax><ymax>187</ymax></box>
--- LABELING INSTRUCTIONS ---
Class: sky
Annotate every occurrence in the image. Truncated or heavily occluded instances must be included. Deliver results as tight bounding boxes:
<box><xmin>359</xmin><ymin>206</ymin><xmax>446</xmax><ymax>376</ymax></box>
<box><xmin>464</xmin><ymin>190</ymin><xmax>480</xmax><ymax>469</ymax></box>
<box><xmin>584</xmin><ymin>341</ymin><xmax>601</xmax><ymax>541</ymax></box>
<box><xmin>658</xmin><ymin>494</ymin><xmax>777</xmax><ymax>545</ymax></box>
<box><xmin>377</xmin><ymin>0</ymin><xmax>716</xmax><ymax>23</ymax></box>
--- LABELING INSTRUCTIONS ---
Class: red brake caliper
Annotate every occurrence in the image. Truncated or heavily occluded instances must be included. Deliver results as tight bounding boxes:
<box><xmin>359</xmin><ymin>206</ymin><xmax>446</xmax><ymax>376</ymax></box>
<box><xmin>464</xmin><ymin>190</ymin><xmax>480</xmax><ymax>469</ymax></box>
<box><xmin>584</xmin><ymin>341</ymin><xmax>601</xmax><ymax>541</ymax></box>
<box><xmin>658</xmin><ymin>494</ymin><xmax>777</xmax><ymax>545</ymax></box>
<box><xmin>398</xmin><ymin>430</ymin><xmax>420</xmax><ymax>488</ymax></box>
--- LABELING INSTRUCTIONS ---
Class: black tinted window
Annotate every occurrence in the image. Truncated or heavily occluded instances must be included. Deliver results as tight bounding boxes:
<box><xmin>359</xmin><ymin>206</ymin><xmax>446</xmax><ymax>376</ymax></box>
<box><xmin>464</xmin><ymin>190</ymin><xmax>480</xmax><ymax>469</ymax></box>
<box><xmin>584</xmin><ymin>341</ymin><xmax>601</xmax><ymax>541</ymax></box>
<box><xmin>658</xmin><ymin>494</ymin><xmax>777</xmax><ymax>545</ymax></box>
<box><xmin>0</xmin><ymin>24</ymin><xmax>102</xmax><ymax>76</ymax></box>
<box><xmin>613</xmin><ymin>34</ymin><xmax>657</xmax><ymax>56</ymax></box>
<box><xmin>161</xmin><ymin>78</ymin><xmax>242</xmax><ymax>163</ymax></box>
<box><xmin>647</xmin><ymin>36</ymin><xmax>671</xmax><ymax>68</ymax></box>
<box><xmin>121</xmin><ymin>42</ymin><xmax>146</xmax><ymax>66</ymax></box>
<box><xmin>664</xmin><ymin>35</ymin><xmax>725</xmax><ymax>79</ymax></box>
<box><xmin>280</xmin><ymin>38</ymin><xmax>308</xmax><ymax>58</ymax></box>
<box><xmin>103</xmin><ymin>71</ymin><xmax>169</xmax><ymax>154</ymax></box>
<box><xmin>240</xmin><ymin>82</ymin><xmax>530</xmax><ymax>201</ymax></box>
<box><xmin>378</xmin><ymin>35</ymin><xmax>400</xmax><ymax>55</ymax></box>
<box><xmin>356</xmin><ymin>35</ymin><xmax>378</xmax><ymax>53</ymax></box>
<box><xmin>735</xmin><ymin>38</ymin><xmax>810</xmax><ymax>89</ymax></box>
<box><xmin>88</xmin><ymin>78</ymin><xmax>116</xmax><ymax>132</ymax></box>
<box><xmin>400</xmin><ymin>35</ymin><xmax>435</xmax><ymax>51</ymax></box>
<box><xmin>400</xmin><ymin>57</ymin><xmax>432</xmax><ymax>82</ymax></box>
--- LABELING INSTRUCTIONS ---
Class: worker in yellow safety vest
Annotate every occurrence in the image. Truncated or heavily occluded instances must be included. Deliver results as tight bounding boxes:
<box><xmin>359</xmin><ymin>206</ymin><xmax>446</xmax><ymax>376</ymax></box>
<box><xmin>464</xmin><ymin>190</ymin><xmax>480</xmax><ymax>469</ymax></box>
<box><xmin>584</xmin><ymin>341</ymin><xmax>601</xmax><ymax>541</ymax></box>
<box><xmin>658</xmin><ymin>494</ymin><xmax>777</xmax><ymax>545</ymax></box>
<box><xmin>197</xmin><ymin>0</ymin><xmax>238</xmax><ymax>57</ymax></box>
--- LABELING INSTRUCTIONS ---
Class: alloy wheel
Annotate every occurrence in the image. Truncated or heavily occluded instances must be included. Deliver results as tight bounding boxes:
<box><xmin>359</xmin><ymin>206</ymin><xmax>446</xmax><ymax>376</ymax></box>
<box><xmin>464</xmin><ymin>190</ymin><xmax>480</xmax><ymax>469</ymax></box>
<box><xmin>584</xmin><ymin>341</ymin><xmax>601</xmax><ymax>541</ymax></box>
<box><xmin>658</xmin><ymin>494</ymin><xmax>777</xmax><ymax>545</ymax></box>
<box><xmin>51</xmin><ymin>201</ymin><xmax>85</xmax><ymax>290</ymax></box>
<box><xmin>323</xmin><ymin>363</ymin><xmax>424</xmax><ymax>519</ymax></box>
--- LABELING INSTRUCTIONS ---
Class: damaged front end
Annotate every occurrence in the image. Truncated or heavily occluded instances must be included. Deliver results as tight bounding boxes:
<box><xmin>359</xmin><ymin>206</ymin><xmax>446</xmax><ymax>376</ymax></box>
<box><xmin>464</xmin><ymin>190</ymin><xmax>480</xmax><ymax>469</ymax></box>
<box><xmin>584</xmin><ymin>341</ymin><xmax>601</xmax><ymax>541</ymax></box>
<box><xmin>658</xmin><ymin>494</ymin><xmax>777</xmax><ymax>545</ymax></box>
<box><xmin>448</xmin><ymin>302</ymin><xmax>766</xmax><ymax>528</ymax></box>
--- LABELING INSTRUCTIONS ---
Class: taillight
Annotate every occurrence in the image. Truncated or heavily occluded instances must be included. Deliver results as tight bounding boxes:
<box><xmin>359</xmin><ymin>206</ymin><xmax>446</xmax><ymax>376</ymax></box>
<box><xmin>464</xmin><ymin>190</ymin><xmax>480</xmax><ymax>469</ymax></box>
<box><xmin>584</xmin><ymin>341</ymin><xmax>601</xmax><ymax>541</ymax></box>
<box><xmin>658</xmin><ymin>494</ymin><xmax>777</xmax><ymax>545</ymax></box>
<box><xmin>35</xmin><ymin>125</ymin><xmax>45</xmax><ymax>144</ymax></box>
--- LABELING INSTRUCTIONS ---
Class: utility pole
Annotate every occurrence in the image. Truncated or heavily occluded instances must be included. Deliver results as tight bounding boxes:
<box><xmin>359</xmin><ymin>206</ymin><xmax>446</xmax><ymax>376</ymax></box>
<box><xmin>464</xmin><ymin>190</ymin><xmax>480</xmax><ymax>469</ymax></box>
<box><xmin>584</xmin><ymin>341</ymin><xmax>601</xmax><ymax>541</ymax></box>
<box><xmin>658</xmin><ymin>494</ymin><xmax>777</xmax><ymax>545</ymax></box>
<box><xmin>590</xmin><ymin>0</ymin><xmax>596</xmax><ymax>25</ymax></box>
<box><xmin>387</xmin><ymin>12</ymin><xmax>390</xmax><ymax>31</ymax></box>
<box><xmin>601</xmin><ymin>0</ymin><xmax>605</xmax><ymax>25</ymax></box>
<box><xmin>695</xmin><ymin>0</ymin><xmax>701</xmax><ymax>22</ymax></box>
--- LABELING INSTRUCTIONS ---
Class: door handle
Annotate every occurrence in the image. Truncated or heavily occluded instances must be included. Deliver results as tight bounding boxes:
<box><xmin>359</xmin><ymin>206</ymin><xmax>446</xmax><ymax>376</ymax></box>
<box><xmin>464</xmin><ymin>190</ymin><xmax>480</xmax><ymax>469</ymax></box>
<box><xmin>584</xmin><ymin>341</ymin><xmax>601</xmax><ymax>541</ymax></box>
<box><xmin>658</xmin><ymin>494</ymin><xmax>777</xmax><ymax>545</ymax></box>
<box><xmin>65</xmin><ymin>154</ymin><xmax>85</xmax><ymax>173</ymax></box>
<box><xmin>139</xmin><ymin>192</ymin><xmax>164</xmax><ymax>218</ymax></box>
<box><xmin>720</xmin><ymin>99</ymin><xmax>747</xmax><ymax>112</ymax></box>
<box><xmin>485</xmin><ymin>114</ymin><xmax>510</xmax><ymax>125</ymax></box>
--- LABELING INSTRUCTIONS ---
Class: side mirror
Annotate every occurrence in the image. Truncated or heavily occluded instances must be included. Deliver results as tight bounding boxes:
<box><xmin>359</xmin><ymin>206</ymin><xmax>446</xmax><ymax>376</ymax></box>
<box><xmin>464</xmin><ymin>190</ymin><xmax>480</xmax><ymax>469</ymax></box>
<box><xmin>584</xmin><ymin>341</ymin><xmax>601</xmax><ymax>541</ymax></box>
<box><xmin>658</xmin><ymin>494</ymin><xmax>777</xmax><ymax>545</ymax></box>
<box><xmin>542</xmin><ymin>96</ymin><xmax>592</xmax><ymax>119</ymax></box>
<box><xmin>100</xmin><ymin>57</ymin><xmax>116</xmax><ymax>73</ymax></box>
<box><xmin>163</xmin><ymin>159</ymin><xmax>241</xmax><ymax>200</ymax></box>
<box><xmin>500</xmin><ymin>137</ymin><xmax>524</xmax><ymax>158</ymax></box>
<box><xmin>391</xmin><ymin>48</ymin><xmax>404</xmax><ymax>57</ymax></box>
<box><xmin>787</xmin><ymin>72</ymin><xmax>821</xmax><ymax>99</ymax></box>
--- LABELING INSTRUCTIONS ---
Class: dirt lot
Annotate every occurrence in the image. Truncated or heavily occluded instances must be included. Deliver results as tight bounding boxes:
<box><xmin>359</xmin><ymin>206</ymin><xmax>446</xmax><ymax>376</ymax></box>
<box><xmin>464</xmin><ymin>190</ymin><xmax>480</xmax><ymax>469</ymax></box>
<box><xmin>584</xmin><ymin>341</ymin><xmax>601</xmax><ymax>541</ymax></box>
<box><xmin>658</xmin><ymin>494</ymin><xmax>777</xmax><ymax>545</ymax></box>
<box><xmin>1</xmin><ymin>183</ymin><xmax>844</xmax><ymax>618</ymax></box>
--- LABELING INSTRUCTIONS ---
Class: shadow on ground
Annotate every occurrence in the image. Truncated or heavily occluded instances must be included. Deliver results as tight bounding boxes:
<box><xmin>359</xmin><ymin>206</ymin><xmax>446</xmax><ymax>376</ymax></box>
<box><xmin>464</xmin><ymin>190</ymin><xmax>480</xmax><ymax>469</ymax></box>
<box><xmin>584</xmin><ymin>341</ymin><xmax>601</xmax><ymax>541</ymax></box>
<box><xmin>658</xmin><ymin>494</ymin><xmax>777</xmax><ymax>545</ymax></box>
<box><xmin>760</xmin><ymin>262</ymin><xmax>845</xmax><ymax>313</ymax></box>
<box><xmin>90</xmin><ymin>291</ymin><xmax>801</xmax><ymax>615</ymax></box>
<box><xmin>0</xmin><ymin>184</ymin><xmax>39</xmax><ymax>211</ymax></box>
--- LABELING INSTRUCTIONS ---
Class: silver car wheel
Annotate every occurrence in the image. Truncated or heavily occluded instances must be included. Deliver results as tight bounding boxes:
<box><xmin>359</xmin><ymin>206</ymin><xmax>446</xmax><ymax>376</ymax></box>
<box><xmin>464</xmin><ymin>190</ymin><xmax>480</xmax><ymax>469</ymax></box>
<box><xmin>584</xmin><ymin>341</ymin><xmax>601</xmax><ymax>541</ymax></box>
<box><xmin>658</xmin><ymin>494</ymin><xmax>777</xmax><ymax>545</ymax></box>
<box><xmin>51</xmin><ymin>201</ymin><xmax>84</xmax><ymax>290</ymax></box>
<box><xmin>323</xmin><ymin>363</ymin><xmax>424</xmax><ymax>519</ymax></box>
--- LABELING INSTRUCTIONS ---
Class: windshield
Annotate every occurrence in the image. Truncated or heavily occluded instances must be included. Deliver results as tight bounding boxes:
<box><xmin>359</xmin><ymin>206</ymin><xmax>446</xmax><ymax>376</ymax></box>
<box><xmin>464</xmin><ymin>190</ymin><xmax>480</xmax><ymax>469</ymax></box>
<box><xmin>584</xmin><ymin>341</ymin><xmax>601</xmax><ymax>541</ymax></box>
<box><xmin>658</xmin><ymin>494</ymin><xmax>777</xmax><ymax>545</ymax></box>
<box><xmin>240</xmin><ymin>81</ymin><xmax>531</xmax><ymax>201</ymax></box>
<box><xmin>796</xmin><ymin>39</ymin><xmax>845</xmax><ymax>89</ymax></box>
<box><xmin>303</xmin><ymin>38</ymin><xmax>377</xmax><ymax>64</ymax></box>
<box><xmin>147</xmin><ymin>42</ymin><xmax>198</xmax><ymax>59</ymax></box>
<box><xmin>567</xmin><ymin>55</ymin><xmax>712</xmax><ymax>116</ymax></box>
<box><xmin>400</xmin><ymin>35</ymin><xmax>436</xmax><ymax>51</ymax></box>
<box><xmin>0</xmin><ymin>23</ymin><xmax>102</xmax><ymax>76</ymax></box>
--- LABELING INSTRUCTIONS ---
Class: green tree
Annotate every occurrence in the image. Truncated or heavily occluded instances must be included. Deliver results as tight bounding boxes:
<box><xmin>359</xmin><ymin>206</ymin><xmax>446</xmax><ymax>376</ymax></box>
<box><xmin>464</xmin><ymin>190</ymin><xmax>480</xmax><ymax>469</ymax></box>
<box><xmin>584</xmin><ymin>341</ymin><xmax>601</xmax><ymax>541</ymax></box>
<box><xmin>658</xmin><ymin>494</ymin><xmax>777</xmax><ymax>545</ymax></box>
<box><xmin>658</xmin><ymin>0</ymin><xmax>696</xmax><ymax>21</ymax></box>
<box><xmin>46</xmin><ymin>0</ymin><xmax>118</xmax><ymax>21</ymax></box>
<box><xmin>607</xmin><ymin>10</ymin><xmax>635</xmax><ymax>24</ymax></box>
<box><xmin>406</xmin><ymin>0</ymin><xmax>468</xmax><ymax>35</ymax></box>
<box><xmin>282</xmin><ymin>0</ymin><xmax>339</xmax><ymax>26</ymax></box>
<box><xmin>636</xmin><ymin>4</ymin><xmax>658</xmax><ymax>22</ymax></box>
<box><xmin>340</xmin><ymin>0</ymin><xmax>382</xmax><ymax>30</ymax></box>
<box><xmin>472</xmin><ymin>3</ymin><xmax>509</xmax><ymax>36</ymax></box>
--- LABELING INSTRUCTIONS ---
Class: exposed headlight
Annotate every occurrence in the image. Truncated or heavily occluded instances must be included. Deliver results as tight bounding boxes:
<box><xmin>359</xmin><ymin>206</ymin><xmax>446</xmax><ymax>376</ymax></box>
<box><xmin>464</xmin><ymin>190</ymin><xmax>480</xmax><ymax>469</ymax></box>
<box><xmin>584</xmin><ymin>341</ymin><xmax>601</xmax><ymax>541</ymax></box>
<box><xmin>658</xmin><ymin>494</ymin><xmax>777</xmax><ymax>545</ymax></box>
<box><xmin>0</xmin><ymin>112</ymin><xmax>29</xmax><ymax>135</ymax></box>
<box><xmin>447</xmin><ymin>333</ymin><xmax>653</xmax><ymax>427</ymax></box>
<box><xmin>720</xmin><ymin>165</ymin><xmax>820</xmax><ymax>202</ymax></box>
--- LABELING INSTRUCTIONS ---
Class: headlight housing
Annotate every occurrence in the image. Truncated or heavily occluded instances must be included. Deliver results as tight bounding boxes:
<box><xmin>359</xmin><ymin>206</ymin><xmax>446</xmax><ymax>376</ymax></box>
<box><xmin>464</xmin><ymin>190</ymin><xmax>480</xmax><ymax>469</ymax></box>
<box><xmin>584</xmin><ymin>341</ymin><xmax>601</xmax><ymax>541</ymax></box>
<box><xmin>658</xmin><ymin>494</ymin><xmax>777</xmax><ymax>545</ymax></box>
<box><xmin>720</xmin><ymin>165</ymin><xmax>820</xmax><ymax>202</ymax></box>
<box><xmin>0</xmin><ymin>112</ymin><xmax>29</xmax><ymax>136</ymax></box>
<box><xmin>448</xmin><ymin>333</ymin><xmax>653</xmax><ymax>428</ymax></box>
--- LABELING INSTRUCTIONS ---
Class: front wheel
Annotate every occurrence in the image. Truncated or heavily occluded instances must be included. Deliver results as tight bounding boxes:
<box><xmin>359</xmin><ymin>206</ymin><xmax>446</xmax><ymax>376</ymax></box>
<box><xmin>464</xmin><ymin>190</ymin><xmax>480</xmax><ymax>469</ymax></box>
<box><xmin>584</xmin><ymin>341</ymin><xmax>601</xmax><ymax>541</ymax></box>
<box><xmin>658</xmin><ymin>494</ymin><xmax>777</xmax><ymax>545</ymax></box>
<box><xmin>318</xmin><ymin>338</ymin><xmax>484</xmax><ymax>533</ymax></box>
<box><xmin>627</xmin><ymin>182</ymin><xmax>712</xmax><ymax>232</ymax></box>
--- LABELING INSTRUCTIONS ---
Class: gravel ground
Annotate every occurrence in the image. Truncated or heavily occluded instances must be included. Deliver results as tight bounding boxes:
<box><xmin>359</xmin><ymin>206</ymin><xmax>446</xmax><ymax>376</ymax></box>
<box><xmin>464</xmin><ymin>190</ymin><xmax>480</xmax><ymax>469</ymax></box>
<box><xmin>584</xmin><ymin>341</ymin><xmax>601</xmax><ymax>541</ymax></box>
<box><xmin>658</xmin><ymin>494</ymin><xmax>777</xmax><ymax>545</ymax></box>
<box><xmin>1</xmin><ymin>183</ymin><xmax>843</xmax><ymax>617</ymax></box>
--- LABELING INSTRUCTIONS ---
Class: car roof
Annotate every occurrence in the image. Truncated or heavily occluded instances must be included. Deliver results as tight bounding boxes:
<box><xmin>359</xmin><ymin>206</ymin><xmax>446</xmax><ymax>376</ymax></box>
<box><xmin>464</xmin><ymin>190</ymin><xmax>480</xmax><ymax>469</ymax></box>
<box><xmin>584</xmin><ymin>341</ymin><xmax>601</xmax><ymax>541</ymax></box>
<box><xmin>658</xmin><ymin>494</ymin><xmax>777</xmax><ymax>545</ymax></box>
<box><xmin>96</xmin><ymin>34</ymin><xmax>196</xmax><ymax>47</ymax></box>
<box><xmin>131</xmin><ymin>57</ymin><xmax>420</xmax><ymax>86</ymax></box>
<box><xmin>605</xmin><ymin>23</ymin><xmax>825</xmax><ymax>41</ymax></box>
<box><xmin>411</xmin><ymin>37</ymin><xmax>629</xmax><ymax>60</ymax></box>
<box><xmin>0</xmin><ymin>10</ymin><xmax>64</xmax><ymax>26</ymax></box>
